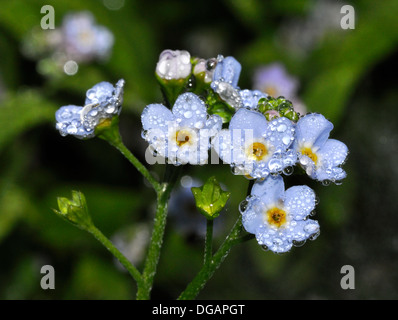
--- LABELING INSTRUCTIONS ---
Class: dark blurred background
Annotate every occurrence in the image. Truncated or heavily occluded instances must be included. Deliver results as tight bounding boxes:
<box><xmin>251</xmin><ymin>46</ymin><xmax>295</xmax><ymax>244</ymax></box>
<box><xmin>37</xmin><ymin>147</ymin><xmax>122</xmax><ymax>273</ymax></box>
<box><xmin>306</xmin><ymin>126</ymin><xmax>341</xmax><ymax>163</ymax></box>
<box><xmin>0</xmin><ymin>0</ymin><xmax>397</xmax><ymax>299</ymax></box>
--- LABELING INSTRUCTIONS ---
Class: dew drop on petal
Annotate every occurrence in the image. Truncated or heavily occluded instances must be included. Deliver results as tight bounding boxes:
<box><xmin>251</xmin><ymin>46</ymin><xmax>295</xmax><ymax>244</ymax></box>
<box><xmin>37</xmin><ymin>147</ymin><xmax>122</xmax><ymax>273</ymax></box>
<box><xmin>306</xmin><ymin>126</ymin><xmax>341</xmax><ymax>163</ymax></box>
<box><xmin>184</xmin><ymin>111</ymin><xmax>192</xmax><ymax>118</ymax></box>
<box><xmin>277</xmin><ymin>124</ymin><xmax>287</xmax><ymax>132</ymax></box>
<box><xmin>292</xmin><ymin>239</ymin><xmax>306</xmax><ymax>247</ymax></box>
<box><xmin>283</xmin><ymin>166</ymin><xmax>294</xmax><ymax>176</ymax></box>
<box><xmin>239</xmin><ymin>199</ymin><xmax>249</xmax><ymax>213</ymax></box>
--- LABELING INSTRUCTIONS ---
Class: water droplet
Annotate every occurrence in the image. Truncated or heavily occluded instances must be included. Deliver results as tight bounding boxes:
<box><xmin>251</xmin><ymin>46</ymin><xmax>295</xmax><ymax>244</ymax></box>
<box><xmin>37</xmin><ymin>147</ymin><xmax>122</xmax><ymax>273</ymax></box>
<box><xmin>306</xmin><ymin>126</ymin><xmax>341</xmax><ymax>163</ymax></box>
<box><xmin>292</xmin><ymin>240</ymin><xmax>306</xmax><ymax>247</ymax></box>
<box><xmin>66</xmin><ymin>125</ymin><xmax>78</xmax><ymax>134</ymax></box>
<box><xmin>283</xmin><ymin>166</ymin><xmax>294</xmax><ymax>176</ymax></box>
<box><xmin>184</xmin><ymin>111</ymin><xmax>192</xmax><ymax>118</ymax></box>
<box><xmin>309</xmin><ymin>230</ymin><xmax>320</xmax><ymax>241</ymax></box>
<box><xmin>321</xmin><ymin>180</ymin><xmax>331</xmax><ymax>186</ymax></box>
<box><xmin>282</xmin><ymin>136</ymin><xmax>291</xmax><ymax>145</ymax></box>
<box><xmin>239</xmin><ymin>199</ymin><xmax>249</xmax><ymax>213</ymax></box>
<box><xmin>277</xmin><ymin>124</ymin><xmax>287</xmax><ymax>132</ymax></box>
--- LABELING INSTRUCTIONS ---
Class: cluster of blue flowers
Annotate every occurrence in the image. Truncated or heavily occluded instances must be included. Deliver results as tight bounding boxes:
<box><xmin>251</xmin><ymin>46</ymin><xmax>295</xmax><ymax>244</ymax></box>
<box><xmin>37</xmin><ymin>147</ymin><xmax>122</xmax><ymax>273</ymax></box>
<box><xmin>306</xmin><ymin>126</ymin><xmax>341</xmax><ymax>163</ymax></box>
<box><xmin>140</xmin><ymin>50</ymin><xmax>348</xmax><ymax>253</ymax></box>
<box><xmin>55</xmin><ymin>49</ymin><xmax>348</xmax><ymax>254</ymax></box>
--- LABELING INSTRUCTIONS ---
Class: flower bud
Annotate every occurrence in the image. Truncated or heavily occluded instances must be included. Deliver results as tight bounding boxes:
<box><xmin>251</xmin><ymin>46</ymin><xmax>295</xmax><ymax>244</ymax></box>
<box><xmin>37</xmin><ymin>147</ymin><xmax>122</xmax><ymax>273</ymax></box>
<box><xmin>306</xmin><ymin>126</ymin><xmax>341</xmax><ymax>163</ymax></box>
<box><xmin>156</xmin><ymin>49</ymin><xmax>192</xmax><ymax>81</ymax></box>
<box><xmin>54</xmin><ymin>190</ymin><xmax>93</xmax><ymax>231</ymax></box>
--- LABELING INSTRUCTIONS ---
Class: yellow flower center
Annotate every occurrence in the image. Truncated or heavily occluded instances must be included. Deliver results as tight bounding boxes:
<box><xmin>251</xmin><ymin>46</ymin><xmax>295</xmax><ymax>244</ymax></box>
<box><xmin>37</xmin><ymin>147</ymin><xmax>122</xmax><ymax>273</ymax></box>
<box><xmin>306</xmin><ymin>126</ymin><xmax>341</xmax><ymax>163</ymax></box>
<box><xmin>300</xmin><ymin>147</ymin><xmax>318</xmax><ymax>165</ymax></box>
<box><xmin>266</xmin><ymin>207</ymin><xmax>287</xmax><ymax>228</ymax></box>
<box><xmin>175</xmin><ymin>129</ymin><xmax>193</xmax><ymax>147</ymax></box>
<box><xmin>246</xmin><ymin>142</ymin><xmax>268</xmax><ymax>161</ymax></box>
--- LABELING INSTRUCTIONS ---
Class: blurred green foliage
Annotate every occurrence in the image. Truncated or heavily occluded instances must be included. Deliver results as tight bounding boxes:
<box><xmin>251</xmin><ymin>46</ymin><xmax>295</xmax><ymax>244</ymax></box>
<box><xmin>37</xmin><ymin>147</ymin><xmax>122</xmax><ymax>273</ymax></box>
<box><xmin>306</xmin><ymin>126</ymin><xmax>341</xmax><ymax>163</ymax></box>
<box><xmin>0</xmin><ymin>0</ymin><xmax>398</xmax><ymax>299</ymax></box>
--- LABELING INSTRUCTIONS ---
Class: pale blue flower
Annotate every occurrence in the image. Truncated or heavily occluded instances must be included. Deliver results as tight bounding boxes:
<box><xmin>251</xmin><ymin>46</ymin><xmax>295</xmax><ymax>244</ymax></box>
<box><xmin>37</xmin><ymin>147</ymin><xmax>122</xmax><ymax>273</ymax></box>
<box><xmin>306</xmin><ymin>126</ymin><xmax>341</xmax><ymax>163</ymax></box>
<box><xmin>212</xmin><ymin>108</ymin><xmax>296</xmax><ymax>179</ymax></box>
<box><xmin>292</xmin><ymin>113</ymin><xmax>348</xmax><ymax>182</ymax></box>
<box><xmin>141</xmin><ymin>92</ymin><xmax>222</xmax><ymax>165</ymax></box>
<box><xmin>253</xmin><ymin>62</ymin><xmax>298</xmax><ymax>99</ymax></box>
<box><xmin>55</xmin><ymin>79</ymin><xmax>124</xmax><ymax>138</ymax></box>
<box><xmin>62</xmin><ymin>11</ymin><xmax>114</xmax><ymax>62</ymax></box>
<box><xmin>241</xmin><ymin>175</ymin><xmax>320</xmax><ymax>253</ymax></box>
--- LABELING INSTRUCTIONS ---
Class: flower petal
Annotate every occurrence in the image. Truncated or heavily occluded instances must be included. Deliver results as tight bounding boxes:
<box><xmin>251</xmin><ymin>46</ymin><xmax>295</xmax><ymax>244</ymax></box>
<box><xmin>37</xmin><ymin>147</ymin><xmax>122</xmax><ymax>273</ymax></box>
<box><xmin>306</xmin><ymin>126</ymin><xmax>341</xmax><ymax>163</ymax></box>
<box><xmin>85</xmin><ymin>81</ymin><xmax>115</xmax><ymax>105</ymax></box>
<box><xmin>141</xmin><ymin>103</ymin><xmax>174</xmax><ymax>132</ymax></box>
<box><xmin>315</xmin><ymin>139</ymin><xmax>348</xmax><ymax>182</ymax></box>
<box><xmin>172</xmin><ymin>92</ymin><xmax>207</xmax><ymax>128</ymax></box>
<box><xmin>229</xmin><ymin>108</ymin><xmax>268</xmax><ymax>139</ymax></box>
<box><xmin>289</xmin><ymin>219</ymin><xmax>320</xmax><ymax>242</ymax></box>
<box><xmin>284</xmin><ymin>185</ymin><xmax>316</xmax><ymax>221</ymax></box>
<box><xmin>55</xmin><ymin>105</ymin><xmax>82</xmax><ymax>123</ymax></box>
<box><xmin>251</xmin><ymin>175</ymin><xmax>285</xmax><ymax>206</ymax></box>
<box><xmin>255</xmin><ymin>226</ymin><xmax>293</xmax><ymax>253</ymax></box>
<box><xmin>264</xmin><ymin>116</ymin><xmax>295</xmax><ymax>152</ymax></box>
<box><xmin>213</xmin><ymin>56</ymin><xmax>241</xmax><ymax>88</ymax></box>
<box><xmin>294</xmin><ymin>113</ymin><xmax>333</xmax><ymax>149</ymax></box>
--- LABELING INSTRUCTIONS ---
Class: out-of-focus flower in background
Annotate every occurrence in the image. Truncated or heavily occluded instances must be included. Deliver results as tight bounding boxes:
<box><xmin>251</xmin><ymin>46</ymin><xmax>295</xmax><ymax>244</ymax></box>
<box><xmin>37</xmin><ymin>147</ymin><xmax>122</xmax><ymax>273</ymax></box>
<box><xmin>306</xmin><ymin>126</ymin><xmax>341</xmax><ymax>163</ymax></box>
<box><xmin>111</xmin><ymin>223</ymin><xmax>151</xmax><ymax>269</ymax></box>
<box><xmin>252</xmin><ymin>62</ymin><xmax>307</xmax><ymax>115</ymax></box>
<box><xmin>21</xmin><ymin>11</ymin><xmax>114</xmax><ymax>77</ymax></box>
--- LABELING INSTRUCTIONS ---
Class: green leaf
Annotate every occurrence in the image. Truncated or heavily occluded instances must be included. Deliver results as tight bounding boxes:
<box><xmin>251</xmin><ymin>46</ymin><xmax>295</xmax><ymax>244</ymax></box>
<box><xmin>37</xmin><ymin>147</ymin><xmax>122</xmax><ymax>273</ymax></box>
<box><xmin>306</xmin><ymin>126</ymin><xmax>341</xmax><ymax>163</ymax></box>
<box><xmin>191</xmin><ymin>176</ymin><xmax>231</xmax><ymax>220</ymax></box>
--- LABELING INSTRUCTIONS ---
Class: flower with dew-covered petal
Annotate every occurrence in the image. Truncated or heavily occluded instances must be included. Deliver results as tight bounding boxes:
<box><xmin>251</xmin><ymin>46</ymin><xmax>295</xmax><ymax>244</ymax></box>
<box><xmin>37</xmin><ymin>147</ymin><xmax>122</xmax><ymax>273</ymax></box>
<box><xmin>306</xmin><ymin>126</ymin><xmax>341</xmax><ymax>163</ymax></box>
<box><xmin>141</xmin><ymin>92</ymin><xmax>222</xmax><ymax>165</ymax></box>
<box><xmin>212</xmin><ymin>108</ymin><xmax>297</xmax><ymax>179</ymax></box>
<box><xmin>240</xmin><ymin>175</ymin><xmax>320</xmax><ymax>253</ymax></box>
<box><xmin>292</xmin><ymin>113</ymin><xmax>348</xmax><ymax>183</ymax></box>
<box><xmin>156</xmin><ymin>49</ymin><xmax>192</xmax><ymax>81</ymax></box>
<box><xmin>55</xmin><ymin>79</ymin><xmax>124</xmax><ymax>139</ymax></box>
<box><xmin>62</xmin><ymin>11</ymin><xmax>114</xmax><ymax>62</ymax></box>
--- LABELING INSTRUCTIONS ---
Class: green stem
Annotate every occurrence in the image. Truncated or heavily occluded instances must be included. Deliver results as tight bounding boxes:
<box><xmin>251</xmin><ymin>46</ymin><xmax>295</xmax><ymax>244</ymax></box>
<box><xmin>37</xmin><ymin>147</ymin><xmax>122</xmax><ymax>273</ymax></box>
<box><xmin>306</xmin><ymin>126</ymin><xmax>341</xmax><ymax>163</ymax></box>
<box><xmin>88</xmin><ymin>225</ymin><xmax>143</xmax><ymax>287</ymax></box>
<box><xmin>204</xmin><ymin>219</ymin><xmax>213</xmax><ymax>266</ymax></box>
<box><xmin>136</xmin><ymin>165</ymin><xmax>181</xmax><ymax>300</ymax></box>
<box><xmin>178</xmin><ymin>216</ymin><xmax>245</xmax><ymax>300</ymax></box>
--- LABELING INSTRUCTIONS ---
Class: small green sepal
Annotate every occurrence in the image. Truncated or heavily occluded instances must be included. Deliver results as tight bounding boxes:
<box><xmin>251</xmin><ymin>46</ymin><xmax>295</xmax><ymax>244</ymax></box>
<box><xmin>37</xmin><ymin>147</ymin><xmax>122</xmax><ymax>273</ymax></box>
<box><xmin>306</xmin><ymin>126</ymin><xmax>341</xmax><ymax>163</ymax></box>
<box><xmin>191</xmin><ymin>176</ymin><xmax>231</xmax><ymax>220</ymax></box>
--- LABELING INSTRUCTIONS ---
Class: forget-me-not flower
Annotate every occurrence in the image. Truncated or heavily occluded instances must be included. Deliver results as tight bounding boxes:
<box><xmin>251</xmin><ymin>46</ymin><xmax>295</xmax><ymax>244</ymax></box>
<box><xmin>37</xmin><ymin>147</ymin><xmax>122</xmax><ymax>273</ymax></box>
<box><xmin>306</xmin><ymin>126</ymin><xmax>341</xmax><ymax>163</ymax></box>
<box><xmin>293</xmin><ymin>113</ymin><xmax>348</xmax><ymax>182</ymax></box>
<box><xmin>212</xmin><ymin>108</ymin><xmax>297</xmax><ymax>179</ymax></box>
<box><xmin>241</xmin><ymin>175</ymin><xmax>320</xmax><ymax>253</ymax></box>
<box><xmin>55</xmin><ymin>79</ymin><xmax>124</xmax><ymax>139</ymax></box>
<box><xmin>141</xmin><ymin>92</ymin><xmax>222</xmax><ymax>165</ymax></box>
<box><xmin>61</xmin><ymin>11</ymin><xmax>114</xmax><ymax>62</ymax></box>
